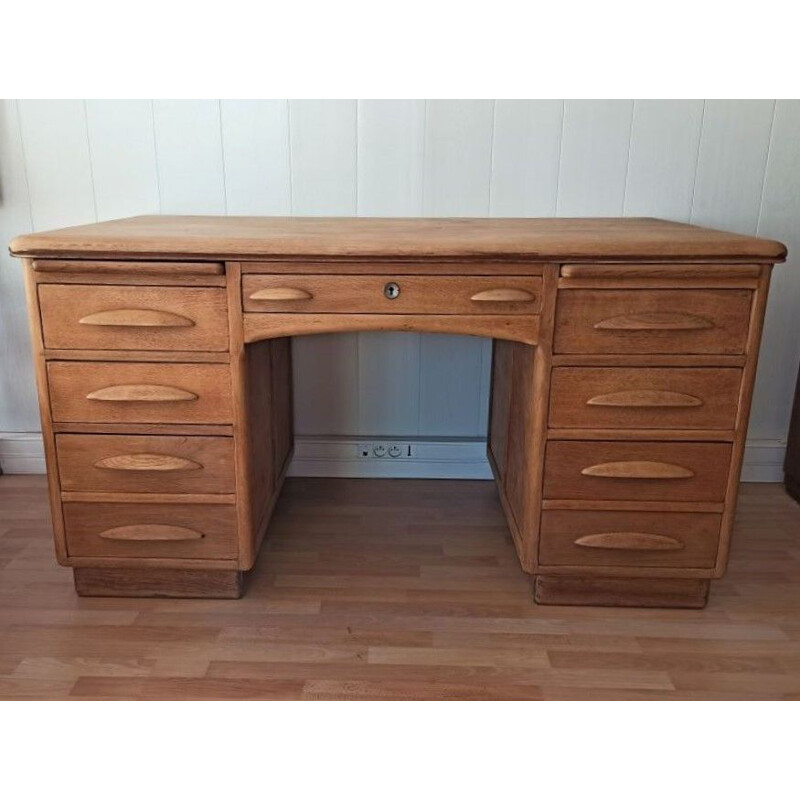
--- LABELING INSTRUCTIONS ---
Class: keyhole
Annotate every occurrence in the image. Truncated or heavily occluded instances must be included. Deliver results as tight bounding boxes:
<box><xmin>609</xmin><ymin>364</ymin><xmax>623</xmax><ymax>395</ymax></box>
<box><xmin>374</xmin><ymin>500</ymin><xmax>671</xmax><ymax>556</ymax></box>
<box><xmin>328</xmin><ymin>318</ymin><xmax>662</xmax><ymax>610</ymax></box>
<box><xmin>384</xmin><ymin>282</ymin><xmax>400</xmax><ymax>300</ymax></box>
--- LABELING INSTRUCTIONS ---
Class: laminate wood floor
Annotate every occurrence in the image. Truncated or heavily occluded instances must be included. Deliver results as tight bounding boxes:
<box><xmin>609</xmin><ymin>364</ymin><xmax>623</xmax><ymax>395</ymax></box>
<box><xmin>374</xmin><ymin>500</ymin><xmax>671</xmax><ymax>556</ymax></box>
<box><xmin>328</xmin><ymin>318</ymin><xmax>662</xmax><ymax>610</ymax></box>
<box><xmin>1</xmin><ymin>475</ymin><xmax>798</xmax><ymax>700</ymax></box>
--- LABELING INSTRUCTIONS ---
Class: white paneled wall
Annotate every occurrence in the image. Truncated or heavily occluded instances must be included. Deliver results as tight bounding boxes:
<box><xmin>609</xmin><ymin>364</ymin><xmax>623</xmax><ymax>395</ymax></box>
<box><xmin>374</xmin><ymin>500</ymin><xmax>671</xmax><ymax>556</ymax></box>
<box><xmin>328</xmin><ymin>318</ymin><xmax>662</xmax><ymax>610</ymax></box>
<box><xmin>1</xmin><ymin>100</ymin><xmax>799</xmax><ymax>480</ymax></box>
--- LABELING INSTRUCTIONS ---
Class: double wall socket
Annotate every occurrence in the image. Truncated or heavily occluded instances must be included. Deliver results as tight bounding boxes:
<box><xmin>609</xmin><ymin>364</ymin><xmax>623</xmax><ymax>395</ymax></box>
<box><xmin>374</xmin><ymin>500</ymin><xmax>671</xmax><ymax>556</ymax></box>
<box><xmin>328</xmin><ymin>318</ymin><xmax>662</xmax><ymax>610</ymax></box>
<box><xmin>357</xmin><ymin>442</ymin><xmax>417</xmax><ymax>459</ymax></box>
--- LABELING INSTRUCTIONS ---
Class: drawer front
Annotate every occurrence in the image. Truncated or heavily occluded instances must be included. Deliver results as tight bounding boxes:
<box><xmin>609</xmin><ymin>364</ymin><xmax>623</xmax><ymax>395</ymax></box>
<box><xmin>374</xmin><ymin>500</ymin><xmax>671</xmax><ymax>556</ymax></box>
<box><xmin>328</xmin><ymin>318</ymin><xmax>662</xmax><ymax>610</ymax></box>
<box><xmin>48</xmin><ymin>362</ymin><xmax>233</xmax><ymax>424</ymax></box>
<box><xmin>553</xmin><ymin>289</ymin><xmax>751</xmax><ymax>354</ymax></box>
<box><xmin>243</xmin><ymin>275</ymin><xmax>542</xmax><ymax>314</ymax></box>
<box><xmin>64</xmin><ymin>502</ymin><xmax>237</xmax><ymax>559</ymax></box>
<box><xmin>544</xmin><ymin>441</ymin><xmax>732</xmax><ymax>502</ymax></box>
<box><xmin>549</xmin><ymin>367</ymin><xmax>741</xmax><ymax>430</ymax></box>
<box><xmin>539</xmin><ymin>510</ymin><xmax>721</xmax><ymax>568</ymax></box>
<box><xmin>56</xmin><ymin>434</ymin><xmax>235</xmax><ymax>493</ymax></box>
<box><xmin>39</xmin><ymin>285</ymin><xmax>229</xmax><ymax>351</ymax></box>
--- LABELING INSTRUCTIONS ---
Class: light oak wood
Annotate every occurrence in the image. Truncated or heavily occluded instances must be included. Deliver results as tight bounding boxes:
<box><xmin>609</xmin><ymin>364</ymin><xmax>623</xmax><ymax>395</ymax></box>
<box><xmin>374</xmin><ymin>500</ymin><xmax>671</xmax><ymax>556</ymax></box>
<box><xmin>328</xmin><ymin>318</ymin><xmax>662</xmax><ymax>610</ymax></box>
<box><xmin>78</xmin><ymin>308</ymin><xmax>194</xmax><ymax>327</ymax></box>
<box><xmin>574</xmin><ymin>532</ymin><xmax>685</xmax><ymax>550</ymax></box>
<box><xmin>63</xmin><ymin>502</ymin><xmax>237</xmax><ymax>560</ymax></box>
<box><xmin>470</xmin><ymin>288</ymin><xmax>536</xmax><ymax>302</ymax></box>
<box><xmin>72</xmin><ymin>567</ymin><xmax>244</xmax><ymax>598</ymax></box>
<box><xmin>488</xmin><ymin>339</ymin><xmax>514</xmax><ymax>482</ymax></box>
<box><xmin>715</xmin><ymin>267</ymin><xmax>773</xmax><ymax>577</ymax></box>
<box><xmin>243</xmin><ymin>313</ymin><xmax>540</xmax><ymax>346</ymax></box>
<box><xmin>61</xmin><ymin>492</ymin><xmax>236</xmax><ymax>504</ymax></box>
<box><xmin>32</xmin><ymin>259</ymin><xmax>224</xmax><ymax>275</ymax></box>
<box><xmin>39</xmin><ymin>284</ymin><xmax>228</xmax><ymax>351</ymax></box>
<box><xmin>538</xmin><ymin>509</ymin><xmax>721</xmax><ymax>568</ymax></box>
<box><xmin>554</xmin><ymin>289</ymin><xmax>751</xmax><ymax>354</ymax></box>
<box><xmin>93</xmin><ymin>453</ymin><xmax>202</xmax><ymax>472</ymax></box>
<box><xmin>43</xmin><ymin>349</ymin><xmax>230</xmax><ymax>363</ymax></box>
<box><xmin>560</xmin><ymin>264</ymin><xmax>762</xmax><ymax>279</ymax></box>
<box><xmin>21</xmin><ymin>259</ymin><xmax>68</xmax><ymax>563</ymax></box>
<box><xmin>549</xmin><ymin>367</ymin><xmax>741</xmax><ymax>430</ymax></box>
<box><xmin>10</xmin><ymin>216</ymin><xmax>786</xmax><ymax>609</ymax></box>
<box><xmin>48</xmin><ymin>362</ymin><xmax>233</xmax><ymax>424</ymax></box>
<box><xmin>11</xmin><ymin>216</ymin><xmax>786</xmax><ymax>262</ymax></box>
<box><xmin>579</xmin><ymin>461</ymin><xmax>695</xmax><ymax>479</ymax></box>
<box><xmin>586</xmin><ymin>389</ymin><xmax>703</xmax><ymax>408</ymax></box>
<box><xmin>249</xmin><ymin>287</ymin><xmax>313</xmax><ymax>301</ymax></box>
<box><xmin>243</xmin><ymin>275</ymin><xmax>542</xmax><ymax>314</ymax></box>
<box><xmin>593</xmin><ymin>312</ymin><xmax>714</xmax><ymax>331</ymax></box>
<box><xmin>56</xmin><ymin>434</ymin><xmax>235</xmax><ymax>494</ymax></box>
<box><xmin>85</xmin><ymin>384</ymin><xmax>198</xmax><ymax>402</ymax></box>
<box><xmin>52</xmin><ymin>422</ymin><xmax>234</xmax><ymax>437</ymax></box>
<box><xmin>534</xmin><ymin>575</ymin><xmax>710</xmax><ymax>608</ymax></box>
<box><xmin>98</xmin><ymin>525</ymin><xmax>205</xmax><ymax>542</ymax></box>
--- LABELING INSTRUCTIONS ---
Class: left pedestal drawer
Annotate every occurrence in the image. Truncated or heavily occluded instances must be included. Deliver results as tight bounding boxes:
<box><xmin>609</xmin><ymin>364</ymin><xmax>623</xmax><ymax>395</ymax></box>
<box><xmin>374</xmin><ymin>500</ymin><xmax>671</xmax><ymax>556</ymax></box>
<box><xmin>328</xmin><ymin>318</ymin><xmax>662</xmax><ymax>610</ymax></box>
<box><xmin>47</xmin><ymin>362</ymin><xmax>233</xmax><ymax>424</ymax></box>
<box><xmin>56</xmin><ymin>434</ymin><xmax>235</xmax><ymax>493</ymax></box>
<box><xmin>63</xmin><ymin>502</ymin><xmax>238</xmax><ymax>559</ymax></box>
<box><xmin>38</xmin><ymin>284</ymin><xmax>229</xmax><ymax>351</ymax></box>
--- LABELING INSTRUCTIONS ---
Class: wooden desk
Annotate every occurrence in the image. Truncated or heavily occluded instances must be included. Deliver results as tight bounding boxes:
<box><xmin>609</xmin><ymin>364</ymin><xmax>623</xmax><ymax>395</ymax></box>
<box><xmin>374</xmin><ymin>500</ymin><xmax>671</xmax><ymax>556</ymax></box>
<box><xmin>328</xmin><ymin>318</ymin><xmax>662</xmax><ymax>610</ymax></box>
<box><xmin>10</xmin><ymin>216</ymin><xmax>787</xmax><ymax>607</ymax></box>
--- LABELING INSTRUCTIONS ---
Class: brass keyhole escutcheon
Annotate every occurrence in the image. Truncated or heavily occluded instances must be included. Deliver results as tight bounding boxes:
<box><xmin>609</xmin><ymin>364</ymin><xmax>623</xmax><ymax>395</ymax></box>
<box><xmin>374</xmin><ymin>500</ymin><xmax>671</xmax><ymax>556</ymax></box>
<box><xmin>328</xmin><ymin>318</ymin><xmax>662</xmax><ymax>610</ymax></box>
<box><xmin>384</xmin><ymin>282</ymin><xmax>400</xmax><ymax>300</ymax></box>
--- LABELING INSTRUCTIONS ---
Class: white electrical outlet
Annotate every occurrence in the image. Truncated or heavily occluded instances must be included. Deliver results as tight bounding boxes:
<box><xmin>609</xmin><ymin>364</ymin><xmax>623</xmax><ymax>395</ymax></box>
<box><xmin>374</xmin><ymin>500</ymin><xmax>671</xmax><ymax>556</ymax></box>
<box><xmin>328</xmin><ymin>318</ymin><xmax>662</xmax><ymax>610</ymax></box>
<box><xmin>357</xmin><ymin>442</ymin><xmax>416</xmax><ymax>459</ymax></box>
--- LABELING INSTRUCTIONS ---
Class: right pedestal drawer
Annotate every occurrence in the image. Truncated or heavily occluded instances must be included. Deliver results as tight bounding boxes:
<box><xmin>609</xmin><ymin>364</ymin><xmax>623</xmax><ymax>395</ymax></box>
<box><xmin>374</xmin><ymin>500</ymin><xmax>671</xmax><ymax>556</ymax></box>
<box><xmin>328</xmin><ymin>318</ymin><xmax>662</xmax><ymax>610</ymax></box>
<box><xmin>553</xmin><ymin>289</ymin><xmax>752</xmax><ymax>354</ymax></box>
<box><xmin>543</xmin><ymin>441</ymin><xmax>732</xmax><ymax>503</ymax></box>
<box><xmin>539</xmin><ymin>509</ymin><xmax>721</xmax><ymax>568</ymax></box>
<box><xmin>549</xmin><ymin>367</ymin><xmax>742</xmax><ymax>430</ymax></box>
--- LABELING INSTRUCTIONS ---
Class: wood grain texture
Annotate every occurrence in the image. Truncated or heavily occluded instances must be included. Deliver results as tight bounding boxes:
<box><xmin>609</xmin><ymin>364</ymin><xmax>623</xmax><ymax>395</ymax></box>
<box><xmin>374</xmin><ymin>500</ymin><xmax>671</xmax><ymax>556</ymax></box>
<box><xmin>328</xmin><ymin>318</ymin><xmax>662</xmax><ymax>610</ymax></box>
<box><xmin>56</xmin><ymin>434</ymin><xmax>235</xmax><ymax>494</ymax></box>
<box><xmin>488</xmin><ymin>339</ymin><xmax>514</xmax><ymax>482</ymax></box>
<box><xmin>554</xmin><ymin>289</ymin><xmax>751</xmax><ymax>354</ymax></box>
<box><xmin>544</xmin><ymin>441</ymin><xmax>731</xmax><ymax>503</ymax></box>
<box><xmin>243</xmin><ymin>313</ymin><xmax>540</xmax><ymax>346</ymax></box>
<box><xmin>47</xmin><ymin>362</ymin><xmax>233</xmax><ymax>424</ymax></box>
<box><xmin>32</xmin><ymin>260</ymin><xmax>223</xmax><ymax>275</ymax></box>
<box><xmin>534</xmin><ymin>576</ymin><xmax>710</xmax><ymax>609</ymax></box>
<box><xmin>549</xmin><ymin>367</ymin><xmax>742</xmax><ymax>430</ymax></box>
<box><xmin>10</xmin><ymin>216</ymin><xmax>787</xmax><ymax>262</ymax></box>
<box><xmin>73</xmin><ymin>567</ymin><xmax>244</xmax><ymax>599</ymax></box>
<box><xmin>243</xmin><ymin>275</ymin><xmax>542</xmax><ymax>314</ymax></box>
<box><xmin>38</xmin><ymin>284</ymin><xmax>229</xmax><ymax>351</ymax></box>
<box><xmin>2</xmin><ymin>476</ymin><xmax>799</xmax><ymax>699</ymax></box>
<box><xmin>538</xmin><ymin>509</ymin><xmax>721</xmax><ymax>569</ymax></box>
<box><xmin>63</xmin><ymin>501</ymin><xmax>238</xmax><ymax>560</ymax></box>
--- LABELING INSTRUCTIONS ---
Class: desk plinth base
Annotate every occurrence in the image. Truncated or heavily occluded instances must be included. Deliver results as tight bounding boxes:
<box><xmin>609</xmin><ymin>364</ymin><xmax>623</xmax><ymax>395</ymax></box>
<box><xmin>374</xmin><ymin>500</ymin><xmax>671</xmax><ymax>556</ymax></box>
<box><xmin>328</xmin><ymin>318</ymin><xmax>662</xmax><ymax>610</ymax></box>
<box><xmin>534</xmin><ymin>575</ymin><xmax>710</xmax><ymax>609</ymax></box>
<box><xmin>73</xmin><ymin>567</ymin><xmax>245</xmax><ymax>599</ymax></box>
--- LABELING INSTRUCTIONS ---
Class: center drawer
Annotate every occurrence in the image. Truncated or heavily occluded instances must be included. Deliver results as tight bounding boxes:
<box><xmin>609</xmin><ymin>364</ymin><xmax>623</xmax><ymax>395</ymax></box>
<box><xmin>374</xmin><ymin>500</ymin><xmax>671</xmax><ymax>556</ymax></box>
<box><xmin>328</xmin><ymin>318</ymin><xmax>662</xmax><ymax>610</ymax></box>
<box><xmin>39</xmin><ymin>284</ymin><xmax>229</xmax><ymax>351</ymax></box>
<box><xmin>543</xmin><ymin>440</ymin><xmax>732</xmax><ymax>502</ymax></box>
<box><xmin>63</xmin><ymin>502</ymin><xmax>237</xmax><ymax>560</ymax></box>
<box><xmin>48</xmin><ymin>362</ymin><xmax>233</xmax><ymax>424</ymax></box>
<box><xmin>242</xmin><ymin>275</ymin><xmax>542</xmax><ymax>314</ymax></box>
<box><xmin>549</xmin><ymin>367</ymin><xmax>741</xmax><ymax>430</ymax></box>
<box><xmin>56</xmin><ymin>434</ymin><xmax>235</xmax><ymax>493</ymax></box>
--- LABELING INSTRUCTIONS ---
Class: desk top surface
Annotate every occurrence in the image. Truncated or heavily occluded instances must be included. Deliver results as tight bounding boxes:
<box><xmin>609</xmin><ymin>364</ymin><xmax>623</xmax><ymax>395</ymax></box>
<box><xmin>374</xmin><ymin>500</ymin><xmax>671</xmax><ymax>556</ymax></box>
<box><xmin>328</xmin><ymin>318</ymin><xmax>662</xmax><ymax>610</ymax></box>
<box><xmin>10</xmin><ymin>215</ymin><xmax>787</xmax><ymax>263</ymax></box>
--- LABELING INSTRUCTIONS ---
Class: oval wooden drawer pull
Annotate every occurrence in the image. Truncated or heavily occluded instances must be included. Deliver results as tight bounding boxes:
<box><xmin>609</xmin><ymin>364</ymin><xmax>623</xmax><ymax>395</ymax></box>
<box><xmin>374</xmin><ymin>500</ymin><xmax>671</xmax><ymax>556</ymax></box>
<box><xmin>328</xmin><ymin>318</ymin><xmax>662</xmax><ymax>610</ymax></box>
<box><xmin>98</xmin><ymin>524</ymin><xmax>204</xmax><ymax>541</ymax></box>
<box><xmin>86</xmin><ymin>384</ymin><xmax>198</xmax><ymax>403</ymax></box>
<box><xmin>470</xmin><ymin>288</ymin><xmax>535</xmax><ymax>302</ymax></box>
<box><xmin>594</xmin><ymin>312</ymin><xmax>714</xmax><ymax>331</ymax></box>
<box><xmin>574</xmin><ymin>532</ymin><xmax>685</xmax><ymax>551</ymax></box>
<box><xmin>249</xmin><ymin>287</ymin><xmax>313</xmax><ymax>301</ymax></box>
<box><xmin>586</xmin><ymin>390</ymin><xmax>703</xmax><ymax>408</ymax></box>
<box><xmin>581</xmin><ymin>460</ymin><xmax>695</xmax><ymax>479</ymax></box>
<box><xmin>79</xmin><ymin>309</ymin><xmax>195</xmax><ymax>327</ymax></box>
<box><xmin>93</xmin><ymin>453</ymin><xmax>203</xmax><ymax>472</ymax></box>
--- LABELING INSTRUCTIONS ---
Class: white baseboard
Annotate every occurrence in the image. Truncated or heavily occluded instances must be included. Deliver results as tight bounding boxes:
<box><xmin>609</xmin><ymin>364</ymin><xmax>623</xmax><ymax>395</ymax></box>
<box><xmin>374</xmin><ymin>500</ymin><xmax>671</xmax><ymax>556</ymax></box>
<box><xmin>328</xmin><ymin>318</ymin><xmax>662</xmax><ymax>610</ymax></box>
<box><xmin>0</xmin><ymin>433</ymin><xmax>46</xmax><ymax>474</ymax></box>
<box><xmin>0</xmin><ymin>432</ymin><xmax>787</xmax><ymax>483</ymax></box>
<box><xmin>738</xmin><ymin>439</ymin><xmax>787</xmax><ymax>483</ymax></box>
<box><xmin>287</xmin><ymin>437</ymin><xmax>493</xmax><ymax>479</ymax></box>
